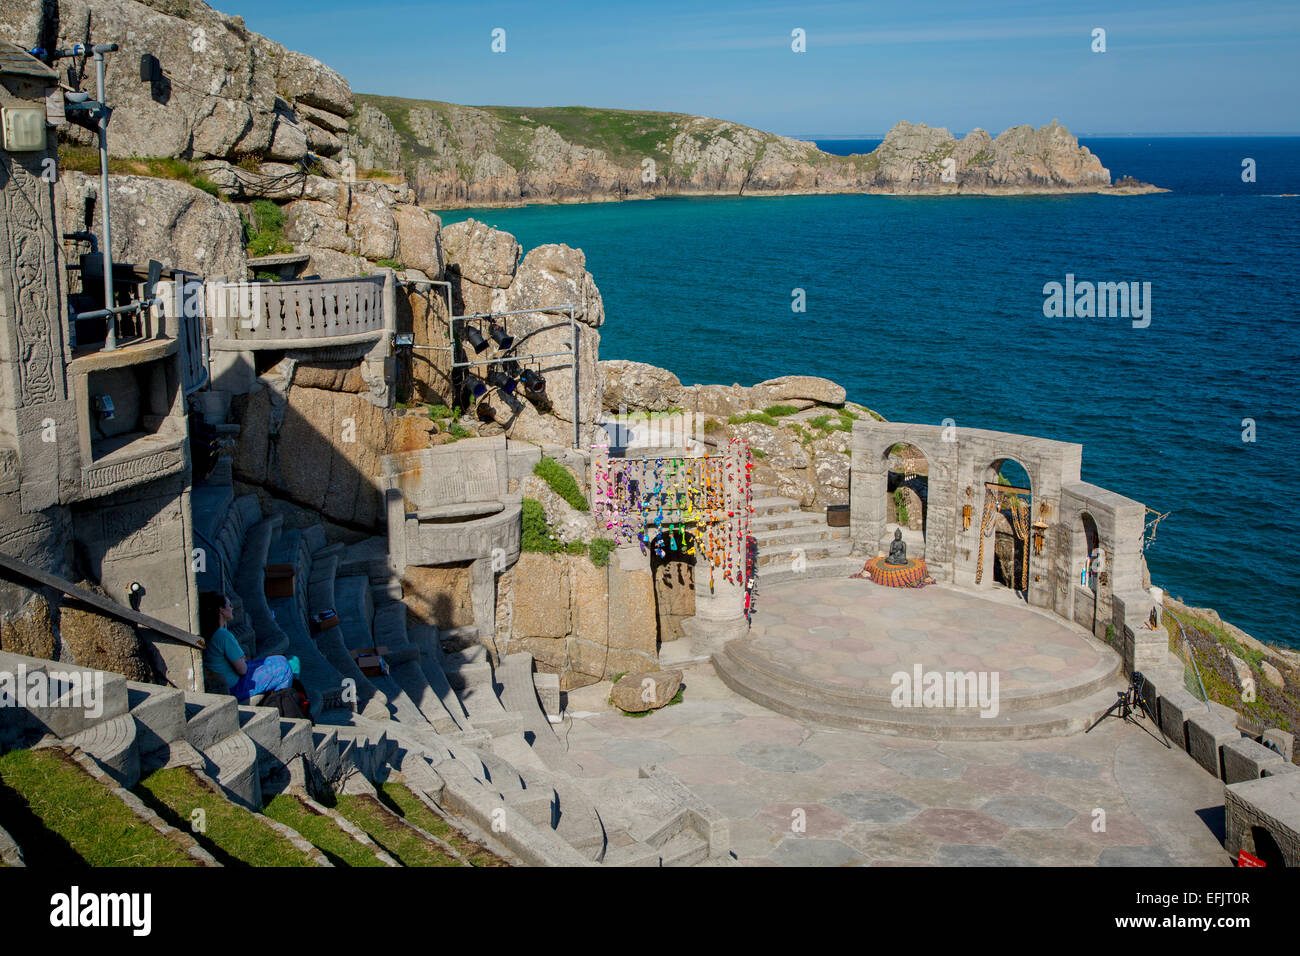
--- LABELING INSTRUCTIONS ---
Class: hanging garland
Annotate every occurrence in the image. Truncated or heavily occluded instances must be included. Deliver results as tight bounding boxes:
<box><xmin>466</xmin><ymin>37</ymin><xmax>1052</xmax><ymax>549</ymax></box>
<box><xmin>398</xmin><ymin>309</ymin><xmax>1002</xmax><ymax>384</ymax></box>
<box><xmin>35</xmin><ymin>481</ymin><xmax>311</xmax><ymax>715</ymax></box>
<box><xmin>591</xmin><ymin>439</ymin><xmax>753</xmax><ymax>589</ymax></box>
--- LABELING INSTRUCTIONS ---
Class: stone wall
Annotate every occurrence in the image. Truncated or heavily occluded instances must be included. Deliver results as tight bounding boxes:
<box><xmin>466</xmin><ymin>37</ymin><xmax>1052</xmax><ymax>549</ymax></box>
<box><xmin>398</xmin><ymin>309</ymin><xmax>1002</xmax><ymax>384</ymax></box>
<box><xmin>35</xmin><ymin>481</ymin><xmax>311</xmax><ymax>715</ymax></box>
<box><xmin>497</xmin><ymin>549</ymin><xmax>657</xmax><ymax>690</ymax></box>
<box><xmin>850</xmin><ymin>419</ymin><xmax>1161</xmax><ymax>673</ymax></box>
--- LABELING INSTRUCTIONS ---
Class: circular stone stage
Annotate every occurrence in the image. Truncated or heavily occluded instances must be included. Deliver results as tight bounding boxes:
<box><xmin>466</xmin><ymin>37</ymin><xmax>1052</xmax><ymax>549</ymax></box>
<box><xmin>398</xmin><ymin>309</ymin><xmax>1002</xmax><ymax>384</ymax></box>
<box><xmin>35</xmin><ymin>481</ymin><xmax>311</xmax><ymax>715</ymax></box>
<box><xmin>714</xmin><ymin>577</ymin><xmax>1124</xmax><ymax>740</ymax></box>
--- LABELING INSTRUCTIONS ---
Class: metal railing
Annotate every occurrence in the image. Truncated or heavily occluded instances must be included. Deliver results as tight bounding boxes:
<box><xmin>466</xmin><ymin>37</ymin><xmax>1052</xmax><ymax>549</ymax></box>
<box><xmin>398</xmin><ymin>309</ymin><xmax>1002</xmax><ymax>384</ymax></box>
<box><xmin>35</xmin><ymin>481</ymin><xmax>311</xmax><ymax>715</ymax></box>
<box><xmin>0</xmin><ymin>549</ymin><xmax>203</xmax><ymax>650</ymax></box>
<box><xmin>207</xmin><ymin>275</ymin><xmax>387</xmax><ymax>343</ymax></box>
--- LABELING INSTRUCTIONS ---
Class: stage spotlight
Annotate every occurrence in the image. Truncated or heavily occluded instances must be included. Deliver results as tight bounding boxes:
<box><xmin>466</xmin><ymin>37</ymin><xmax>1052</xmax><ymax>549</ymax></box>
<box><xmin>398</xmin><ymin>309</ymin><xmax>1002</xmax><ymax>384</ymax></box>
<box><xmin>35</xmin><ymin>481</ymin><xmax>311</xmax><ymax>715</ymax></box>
<box><xmin>520</xmin><ymin>369</ymin><xmax>546</xmax><ymax>395</ymax></box>
<box><xmin>502</xmin><ymin>358</ymin><xmax>522</xmax><ymax>378</ymax></box>
<box><xmin>489</xmin><ymin>324</ymin><xmax>514</xmax><ymax>350</ymax></box>
<box><xmin>487</xmin><ymin>368</ymin><xmax>518</xmax><ymax>394</ymax></box>
<box><xmin>466</xmin><ymin>378</ymin><xmax>488</xmax><ymax>399</ymax></box>
<box><xmin>463</xmin><ymin>325</ymin><xmax>490</xmax><ymax>353</ymax></box>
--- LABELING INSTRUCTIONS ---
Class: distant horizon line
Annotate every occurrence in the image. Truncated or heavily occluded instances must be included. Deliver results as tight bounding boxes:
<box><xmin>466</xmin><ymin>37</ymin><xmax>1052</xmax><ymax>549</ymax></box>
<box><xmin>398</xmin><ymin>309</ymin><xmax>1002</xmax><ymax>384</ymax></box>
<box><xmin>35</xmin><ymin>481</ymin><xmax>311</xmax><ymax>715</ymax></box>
<box><xmin>799</xmin><ymin>131</ymin><xmax>1300</xmax><ymax>140</ymax></box>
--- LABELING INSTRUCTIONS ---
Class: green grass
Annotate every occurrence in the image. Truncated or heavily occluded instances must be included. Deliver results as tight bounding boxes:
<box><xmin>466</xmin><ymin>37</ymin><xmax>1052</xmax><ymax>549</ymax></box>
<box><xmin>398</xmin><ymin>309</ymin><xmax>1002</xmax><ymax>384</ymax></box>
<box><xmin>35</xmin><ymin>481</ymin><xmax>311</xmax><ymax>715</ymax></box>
<box><xmin>262</xmin><ymin>793</ymin><xmax>386</xmax><ymax>867</ymax></box>
<box><xmin>762</xmin><ymin>404</ymin><xmax>801</xmax><ymax>418</ymax></box>
<box><xmin>334</xmin><ymin>792</ymin><xmax>461</xmax><ymax>866</ymax></box>
<box><xmin>728</xmin><ymin>411</ymin><xmax>778</xmax><ymax>426</ymax></box>
<box><xmin>135</xmin><ymin>767</ymin><xmax>315</xmax><ymax>867</ymax></box>
<box><xmin>447</xmin><ymin>421</ymin><xmax>474</xmax><ymax>439</ymax></box>
<box><xmin>702</xmin><ymin>418</ymin><xmax>722</xmax><ymax>434</ymax></box>
<box><xmin>375</xmin><ymin>258</ymin><xmax>405</xmax><ymax>270</ymax></box>
<box><xmin>58</xmin><ymin>145</ymin><xmax>223</xmax><ymax>198</ymax></box>
<box><xmin>752</xmin><ymin>449</ymin><xmax>768</xmax><ymax>459</ymax></box>
<box><xmin>378</xmin><ymin>782</ymin><xmax>507</xmax><ymax>866</ymax></box>
<box><xmin>427</xmin><ymin>403</ymin><xmax>456</xmax><ymax>420</ymax></box>
<box><xmin>534</xmin><ymin>456</ymin><xmax>590</xmax><ymax>511</ymax></box>
<box><xmin>0</xmin><ymin>748</ymin><xmax>197</xmax><ymax>867</ymax></box>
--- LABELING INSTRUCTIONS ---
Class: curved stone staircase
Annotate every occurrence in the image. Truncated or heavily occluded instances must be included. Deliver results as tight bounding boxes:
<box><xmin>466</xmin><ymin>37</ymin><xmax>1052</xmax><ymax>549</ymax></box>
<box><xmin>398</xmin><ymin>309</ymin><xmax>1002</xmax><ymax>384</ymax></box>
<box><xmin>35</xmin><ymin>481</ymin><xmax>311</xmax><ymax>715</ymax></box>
<box><xmin>0</xmin><ymin>451</ymin><xmax>733</xmax><ymax>866</ymax></box>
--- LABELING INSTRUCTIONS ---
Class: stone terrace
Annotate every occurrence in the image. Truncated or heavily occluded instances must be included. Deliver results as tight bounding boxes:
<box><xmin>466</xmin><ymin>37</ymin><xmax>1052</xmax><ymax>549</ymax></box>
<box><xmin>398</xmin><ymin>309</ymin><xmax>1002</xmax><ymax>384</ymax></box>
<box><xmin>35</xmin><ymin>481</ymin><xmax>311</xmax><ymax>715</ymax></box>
<box><xmin>563</xmin><ymin>661</ymin><xmax>1230</xmax><ymax>867</ymax></box>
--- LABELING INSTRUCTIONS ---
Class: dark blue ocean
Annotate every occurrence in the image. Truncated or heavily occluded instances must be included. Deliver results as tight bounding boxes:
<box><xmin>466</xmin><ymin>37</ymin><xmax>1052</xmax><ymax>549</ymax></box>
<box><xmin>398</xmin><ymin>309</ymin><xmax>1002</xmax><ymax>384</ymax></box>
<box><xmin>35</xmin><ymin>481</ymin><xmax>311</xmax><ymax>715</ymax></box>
<box><xmin>439</xmin><ymin>138</ymin><xmax>1300</xmax><ymax>647</ymax></box>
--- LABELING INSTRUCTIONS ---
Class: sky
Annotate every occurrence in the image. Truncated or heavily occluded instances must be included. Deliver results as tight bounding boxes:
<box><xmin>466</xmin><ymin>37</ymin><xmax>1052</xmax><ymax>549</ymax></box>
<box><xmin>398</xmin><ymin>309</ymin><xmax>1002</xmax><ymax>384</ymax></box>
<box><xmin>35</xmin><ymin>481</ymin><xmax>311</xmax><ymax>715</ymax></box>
<box><xmin>221</xmin><ymin>0</ymin><xmax>1300</xmax><ymax>136</ymax></box>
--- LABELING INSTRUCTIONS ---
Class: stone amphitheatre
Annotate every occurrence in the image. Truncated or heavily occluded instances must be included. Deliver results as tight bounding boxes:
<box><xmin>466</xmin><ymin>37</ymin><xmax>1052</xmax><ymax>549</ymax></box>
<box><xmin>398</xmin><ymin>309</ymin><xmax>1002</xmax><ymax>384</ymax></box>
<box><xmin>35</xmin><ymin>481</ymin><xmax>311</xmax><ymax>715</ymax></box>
<box><xmin>0</xmin><ymin>0</ymin><xmax>1295</xmax><ymax>870</ymax></box>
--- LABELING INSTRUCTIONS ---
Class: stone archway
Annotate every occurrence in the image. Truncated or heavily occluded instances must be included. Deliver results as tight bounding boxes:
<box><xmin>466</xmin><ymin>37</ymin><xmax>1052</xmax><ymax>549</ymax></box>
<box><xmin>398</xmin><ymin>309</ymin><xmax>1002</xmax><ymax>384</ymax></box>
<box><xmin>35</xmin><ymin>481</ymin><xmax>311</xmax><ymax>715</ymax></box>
<box><xmin>976</xmin><ymin>457</ymin><xmax>1033</xmax><ymax>600</ymax></box>
<box><xmin>882</xmin><ymin>442</ymin><xmax>928</xmax><ymax>560</ymax></box>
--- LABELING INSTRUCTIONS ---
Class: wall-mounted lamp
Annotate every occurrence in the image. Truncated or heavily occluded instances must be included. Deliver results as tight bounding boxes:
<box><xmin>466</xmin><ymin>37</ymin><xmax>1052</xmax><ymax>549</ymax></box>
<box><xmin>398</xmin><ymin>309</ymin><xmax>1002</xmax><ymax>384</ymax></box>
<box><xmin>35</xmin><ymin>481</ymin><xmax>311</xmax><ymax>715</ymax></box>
<box><xmin>463</xmin><ymin>326</ymin><xmax>489</xmax><ymax>353</ymax></box>
<box><xmin>962</xmin><ymin>503</ymin><xmax>972</xmax><ymax>531</ymax></box>
<box><xmin>489</xmin><ymin>324</ymin><xmax>513</xmax><ymax>350</ymax></box>
<box><xmin>1032</xmin><ymin>520</ymin><xmax>1048</xmax><ymax>555</ymax></box>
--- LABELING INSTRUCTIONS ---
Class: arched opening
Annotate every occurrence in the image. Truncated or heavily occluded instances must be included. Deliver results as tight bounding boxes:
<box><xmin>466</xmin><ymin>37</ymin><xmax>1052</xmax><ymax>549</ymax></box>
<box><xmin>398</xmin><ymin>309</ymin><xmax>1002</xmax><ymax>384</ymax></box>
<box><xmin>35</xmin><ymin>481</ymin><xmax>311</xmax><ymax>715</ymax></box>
<box><xmin>1249</xmin><ymin>826</ymin><xmax>1286</xmax><ymax>868</ymax></box>
<box><xmin>649</xmin><ymin>529</ymin><xmax>695</xmax><ymax>646</ymax></box>
<box><xmin>882</xmin><ymin>442</ymin><xmax>928</xmax><ymax>559</ymax></box>
<box><xmin>1072</xmin><ymin>512</ymin><xmax>1102</xmax><ymax>629</ymax></box>
<box><xmin>977</xmin><ymin>458</ymin><xmax>1032</xmax><ymax>600</ymax></box>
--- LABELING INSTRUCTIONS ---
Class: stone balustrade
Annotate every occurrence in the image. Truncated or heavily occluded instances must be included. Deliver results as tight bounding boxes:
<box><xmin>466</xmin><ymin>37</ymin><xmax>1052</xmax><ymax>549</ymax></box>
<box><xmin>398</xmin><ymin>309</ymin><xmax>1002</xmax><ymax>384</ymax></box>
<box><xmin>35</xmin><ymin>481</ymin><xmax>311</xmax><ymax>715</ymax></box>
<box><xmin>206</xmin><ymin>274</ymin><xmax>390</xmax><ymax>346</ymax></box>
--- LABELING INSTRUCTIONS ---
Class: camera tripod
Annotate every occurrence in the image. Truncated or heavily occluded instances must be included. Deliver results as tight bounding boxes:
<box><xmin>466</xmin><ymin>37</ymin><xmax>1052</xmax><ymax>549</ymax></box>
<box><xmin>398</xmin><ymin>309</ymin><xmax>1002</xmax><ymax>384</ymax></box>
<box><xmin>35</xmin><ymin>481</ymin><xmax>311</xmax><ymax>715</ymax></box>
<box><xmin>1085</xmin><ymin>671</ymin><xmax>1171</xmax><ymax>747</ymax></box>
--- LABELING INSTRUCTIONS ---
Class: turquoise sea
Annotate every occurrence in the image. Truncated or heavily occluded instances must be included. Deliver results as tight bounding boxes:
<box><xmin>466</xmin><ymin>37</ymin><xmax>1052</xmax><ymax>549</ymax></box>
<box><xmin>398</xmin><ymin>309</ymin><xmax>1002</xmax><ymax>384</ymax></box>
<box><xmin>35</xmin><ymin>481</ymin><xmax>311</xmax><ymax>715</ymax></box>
<box><xmin>439</xmin><ymin>138</ymin><xmax>1300</xmax><ymax>647</ymax></box>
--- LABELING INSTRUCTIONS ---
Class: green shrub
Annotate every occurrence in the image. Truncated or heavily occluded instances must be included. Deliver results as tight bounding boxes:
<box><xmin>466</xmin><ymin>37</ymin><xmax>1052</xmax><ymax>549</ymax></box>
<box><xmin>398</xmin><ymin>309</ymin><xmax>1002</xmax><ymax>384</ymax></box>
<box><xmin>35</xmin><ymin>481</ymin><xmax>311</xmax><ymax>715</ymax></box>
<box><xmin>534</xmin><ymin>456</ymin><xmax>589</xmax><ymax>512</ymax></box>
<box><xmin>563</xmin><ymin>540</ymin><xmax>587</xmax><ymax>556</ymax></box>
<box><xmin>448</xmin><ymin>421</ymin><xmax>473</xmax><ymax>439</ymax></box>
<box><xmin>427</xmin><ymin>404</ymin><xmax>454</xmax><ymax>420</ymax></box>
<box><xmin>702</xmin><ymin>418</ymin><xmax>722</xmax><ymax>433</ymax></box>
<box><xmin>763</xmin><ymin>404</ymin><xmax>800</xmax><ymax>418</ymax></box>
<box><xmin>588</xmin><ymin>537</ymin><xmax>616</xmax><ymax>568</ymax></box>
<box><xmin>753</xmin><ymin>449</ymin><xmax>768</xmax><ymax>459</ymax></box>
<box><xmin>894</xmin><ymin>487</ymin><xmax>909</xmax><ymax>524</ymax></box>
<box><xmin>245</xmin><ymin>199</ymin><xmax>293</xmax><ymax>257</ymax></box>
<box><xmin>809</xmin><ymin>414</ymin><xmax>833</xmax><ymax>431</ymax></box>
<box><xmin>521</xmin><ymin>498</ymin><xmax>560</xmax><ymax>553</ymax></box>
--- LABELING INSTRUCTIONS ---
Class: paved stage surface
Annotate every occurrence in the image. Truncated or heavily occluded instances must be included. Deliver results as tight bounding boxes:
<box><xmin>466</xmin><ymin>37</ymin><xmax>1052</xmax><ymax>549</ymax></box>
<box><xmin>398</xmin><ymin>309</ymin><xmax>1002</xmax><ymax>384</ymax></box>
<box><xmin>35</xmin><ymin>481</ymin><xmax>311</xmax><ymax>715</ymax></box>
<box><xmin>561</xmin><ymin>580</ymin><xmax>1229</xmax><ymax>867</ymax></box>
<box><xmin>744</xmin><ymin>578</ymin><xmax>1109</xmax><ymax>697</ymax></box>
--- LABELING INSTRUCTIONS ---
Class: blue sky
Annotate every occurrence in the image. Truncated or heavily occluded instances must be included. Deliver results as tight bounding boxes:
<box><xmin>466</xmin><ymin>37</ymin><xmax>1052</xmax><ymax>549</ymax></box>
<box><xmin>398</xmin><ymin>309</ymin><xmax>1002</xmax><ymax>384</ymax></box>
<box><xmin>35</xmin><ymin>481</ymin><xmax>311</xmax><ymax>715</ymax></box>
<box><xmin>222</xmin><ymin>0</ymin><xmax>1300</xmax><ymax>136</ymax></box>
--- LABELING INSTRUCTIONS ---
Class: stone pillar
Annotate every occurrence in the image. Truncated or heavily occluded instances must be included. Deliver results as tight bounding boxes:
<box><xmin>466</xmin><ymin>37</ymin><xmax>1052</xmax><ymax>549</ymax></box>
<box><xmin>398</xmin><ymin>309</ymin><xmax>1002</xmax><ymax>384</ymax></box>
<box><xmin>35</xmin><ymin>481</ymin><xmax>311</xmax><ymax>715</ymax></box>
<box><xmin>849</xmin><ymin>423</ymin><xmax>886</xmax><ymax>556</ymax></box>
<box><xmin>469</xmin><ymin>557</ymin><xmax>496</xmax><ymax>644</ymax></box>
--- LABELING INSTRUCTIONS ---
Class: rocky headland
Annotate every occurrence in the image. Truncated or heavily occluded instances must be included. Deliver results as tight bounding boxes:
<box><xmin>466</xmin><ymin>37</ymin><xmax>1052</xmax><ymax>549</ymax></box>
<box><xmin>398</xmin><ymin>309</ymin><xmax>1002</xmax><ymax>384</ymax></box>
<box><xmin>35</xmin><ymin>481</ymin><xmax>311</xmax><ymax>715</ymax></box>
<box><xmin>349</xmin><ymin>97</ymin><xmax>1166</xmax><ymax>207</ymax></box>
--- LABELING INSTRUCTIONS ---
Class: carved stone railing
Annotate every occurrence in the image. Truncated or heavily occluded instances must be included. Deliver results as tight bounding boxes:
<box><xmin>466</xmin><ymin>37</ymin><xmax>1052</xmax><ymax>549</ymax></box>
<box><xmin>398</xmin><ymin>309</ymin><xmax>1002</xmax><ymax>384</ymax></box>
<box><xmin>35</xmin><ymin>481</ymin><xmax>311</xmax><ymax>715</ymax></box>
<box><xmin>207</xmin><ymin>275</ymin><xmax>389</xmax><ymax>345</ymax></box>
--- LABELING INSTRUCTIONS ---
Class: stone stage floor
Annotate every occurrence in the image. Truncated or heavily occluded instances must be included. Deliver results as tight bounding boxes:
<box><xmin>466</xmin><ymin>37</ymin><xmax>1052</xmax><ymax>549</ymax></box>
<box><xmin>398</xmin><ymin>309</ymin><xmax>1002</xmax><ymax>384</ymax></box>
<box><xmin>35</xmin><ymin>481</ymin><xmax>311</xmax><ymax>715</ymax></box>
<box><xmin>561</xmin><ymin>581</ymin><xmax>1229</xmax><ymax>867</ymax></box>
<box><xmin>742</xmin><ymin>578</ymin><xmax>1113</xmax><ymax>699</ymax></box>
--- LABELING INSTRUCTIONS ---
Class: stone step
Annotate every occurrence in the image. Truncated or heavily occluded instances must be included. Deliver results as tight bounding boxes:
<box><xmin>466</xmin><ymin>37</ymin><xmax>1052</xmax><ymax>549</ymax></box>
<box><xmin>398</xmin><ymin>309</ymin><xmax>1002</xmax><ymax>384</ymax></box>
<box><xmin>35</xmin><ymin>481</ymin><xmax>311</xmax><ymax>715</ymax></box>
<box><xmin>312</xmin><ymin>728</ymin><xmax>341</xmax><ymax>781</ymax></box>
<box><xmin>0</xmin><ymin>651</ymin><xmax>131</xmax><ymax>744</ymax></box>
<box><xmin>750</xmin><ymin>495</ymin><xmax>802</xmax><ymax>517</ymax></box>
<box><xmin>407</xmin><ymin>623</ymin><xmax>471</xmax><ymax>733</ymax></box>
<box><xmin>234</xmin><ymin>515</ymin><xmax>291</xmax><ymax>658</ymax></box>
<box><xmin>60</xmin><ymin>713</ymin><xmax>140</xmax><ymax>788</ymax></box>
<box><xmin>127</xmin><ymin>680</ymin><xmax>186</xmax><ymax>755</ymax></box>
<box><xmin>751</xmin><ymin>523</ymin><xmax>850</xmax><ymax>548</ymax></box>
<box><xmin>199</xmin><ymin>731</ymin><xmax>262</xmax><ymax>809</ymax></box>
<box><xmin>749</xmin><ymin>509</ymin><xmax>825</xmax><ymax>532</ymax></box>
<box><xmin>438</xmin><ymin>624</ymin><xmax>482</xmax><ymax>653</ymax></box>
<box><xmin>279</xmin><ymin>717</ymin><xmax>314</xmax><ymax>764</ymax></box>
<box><xmin>497</xmin><ymin>653</ymin><xmax>581</xmax><ymax>774</ymax></box>
<box><xmin>658</xmin><ymin>829</ymin><xmax>710</xmax><ymax>867</ymax></box>
<box><xmin>183</xmin><ymin>692</ymin><xmax>239</xmax><ymax>751</ymax></box>
<box><xmin>758</xmin><ymin>556</ymin><xmax>864</xmax><ymax>585</ymax></box>
<box><xmin>755</xmin><ymin>538</ymin><xmax>854</xmax><ymax>568</ymax></box>
<box><xmin>237</xmin><ymin>704</ymin><xmax>283</xmax><ymax>778</ymax></box>
<box><xmin>713</xmin><ymin>646</ymin><xmax>1129</xmax><ymax>741</ymax></box>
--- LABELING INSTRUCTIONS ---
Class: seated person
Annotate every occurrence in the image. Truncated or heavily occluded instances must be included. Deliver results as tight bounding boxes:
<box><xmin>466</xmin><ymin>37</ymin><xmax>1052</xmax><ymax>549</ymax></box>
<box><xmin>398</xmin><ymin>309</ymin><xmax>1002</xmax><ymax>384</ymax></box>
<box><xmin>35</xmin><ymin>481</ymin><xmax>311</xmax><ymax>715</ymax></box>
<box><xmin>199</xmin><ymin>591</ymin><xmax>296</xmax><ymax>703</ymax></box>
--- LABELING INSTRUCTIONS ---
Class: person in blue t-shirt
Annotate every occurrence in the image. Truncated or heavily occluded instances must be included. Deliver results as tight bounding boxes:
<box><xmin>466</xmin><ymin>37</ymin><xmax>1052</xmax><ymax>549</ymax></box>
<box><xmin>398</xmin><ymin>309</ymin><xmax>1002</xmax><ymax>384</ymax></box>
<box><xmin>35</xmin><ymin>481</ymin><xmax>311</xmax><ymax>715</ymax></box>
<box><xmin>199</xmin><ymin>591</ymin><xmax>295</xmax><ymax>703</ymax></box>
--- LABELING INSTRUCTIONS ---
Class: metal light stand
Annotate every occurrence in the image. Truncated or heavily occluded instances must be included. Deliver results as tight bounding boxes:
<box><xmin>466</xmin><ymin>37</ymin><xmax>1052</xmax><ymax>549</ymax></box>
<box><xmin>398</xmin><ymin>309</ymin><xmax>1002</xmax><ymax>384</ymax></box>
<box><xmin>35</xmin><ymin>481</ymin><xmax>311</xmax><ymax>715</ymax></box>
<box><xmin>398</xmin><ymin>299</ymin><xmax>579</xmax><ymax>448</ymax></box>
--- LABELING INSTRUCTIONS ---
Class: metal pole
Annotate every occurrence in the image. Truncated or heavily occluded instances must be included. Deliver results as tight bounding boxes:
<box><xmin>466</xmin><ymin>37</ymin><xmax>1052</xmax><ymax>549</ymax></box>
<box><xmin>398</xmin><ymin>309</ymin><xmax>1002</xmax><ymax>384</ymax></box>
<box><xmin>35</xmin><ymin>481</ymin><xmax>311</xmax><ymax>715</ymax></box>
<box><xmin>571</xmin><ymin>305</ymin><xmax>579</xmax><ymax>449</ymax></box>
<box><xmin>93</xmin><ymin>44</ymin><xmax>119</xmax><ymax>350</ymax></box>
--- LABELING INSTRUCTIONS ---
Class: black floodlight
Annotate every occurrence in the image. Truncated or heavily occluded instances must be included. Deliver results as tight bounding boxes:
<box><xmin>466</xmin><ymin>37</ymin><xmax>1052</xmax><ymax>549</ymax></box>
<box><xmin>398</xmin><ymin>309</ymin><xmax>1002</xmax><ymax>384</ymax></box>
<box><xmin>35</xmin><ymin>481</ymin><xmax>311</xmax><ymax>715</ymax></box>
<box><xmin>489</xmin><ymin>323</ymin><xmax>514</xmax><ymax>350</ymax></box>
<box><xmin>487</xmin><ymin>368</ymin><xmax>517</xmax><ymax>394</ymax></box>
<box><xmin>520</xmin><ymin>369</ymin><xmax>546</xmax><ymax>395</ymax></box>
<box><xmin>463</xmin><ymin>325</ymin><xmax>490</xmax><ymax>353</ymax></box>
<box><xmin>467</xmin><ymin>378</ymin><xmax>488</xmax><ymax>399</ymax></box>
<box><xmin>502</xmin><ymin>358</ymin><xmax>522</xmax><ymax>378</ymax></box>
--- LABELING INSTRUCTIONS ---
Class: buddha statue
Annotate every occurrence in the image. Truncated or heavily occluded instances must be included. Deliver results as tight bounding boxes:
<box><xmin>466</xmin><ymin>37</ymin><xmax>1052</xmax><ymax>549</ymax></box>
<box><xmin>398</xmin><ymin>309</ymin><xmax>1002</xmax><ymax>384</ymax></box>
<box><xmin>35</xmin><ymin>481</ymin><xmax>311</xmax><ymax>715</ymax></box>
<box><xmin>886</xmin><ymin>528</ymin><xmax>908</xmax><ymax>565</ymax></box>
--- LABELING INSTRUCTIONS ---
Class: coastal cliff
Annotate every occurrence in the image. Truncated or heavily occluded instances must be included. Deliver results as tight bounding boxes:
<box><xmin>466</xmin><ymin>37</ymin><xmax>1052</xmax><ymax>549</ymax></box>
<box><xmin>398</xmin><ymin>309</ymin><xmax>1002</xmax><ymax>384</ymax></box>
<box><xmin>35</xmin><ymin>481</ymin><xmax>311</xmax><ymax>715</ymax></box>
<box><xmin>349</xmin><ymin>96</ymin><xmax>1164</xmax><ymax>206</ymax></box>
